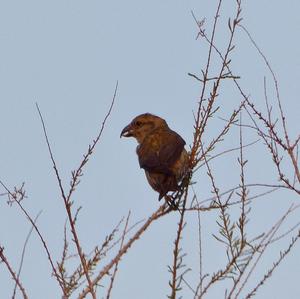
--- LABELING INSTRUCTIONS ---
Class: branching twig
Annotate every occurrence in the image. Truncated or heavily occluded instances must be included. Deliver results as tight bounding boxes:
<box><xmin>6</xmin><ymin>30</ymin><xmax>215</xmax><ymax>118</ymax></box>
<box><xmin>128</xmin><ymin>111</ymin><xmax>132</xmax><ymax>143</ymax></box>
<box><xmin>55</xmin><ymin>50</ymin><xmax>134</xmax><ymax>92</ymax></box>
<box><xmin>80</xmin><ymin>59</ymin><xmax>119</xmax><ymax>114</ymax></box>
<box><xmin>106</xmin><ymin>211</ymin><xmax>131</xmax><ymax>299</ymax></box>
<box><xmin>36</xmin><ymin>82</ymin><xmax>118</xmax><ymax>298</ymax></box>
<box><xmin>78</xmin><ymin>204</ymin><xmax>170</xmax><ymax>299</ymax></box>
<box><xmin>0</xmin><ymin>180</ymin><xmax>65</xmax><ymax>294</ymax></box>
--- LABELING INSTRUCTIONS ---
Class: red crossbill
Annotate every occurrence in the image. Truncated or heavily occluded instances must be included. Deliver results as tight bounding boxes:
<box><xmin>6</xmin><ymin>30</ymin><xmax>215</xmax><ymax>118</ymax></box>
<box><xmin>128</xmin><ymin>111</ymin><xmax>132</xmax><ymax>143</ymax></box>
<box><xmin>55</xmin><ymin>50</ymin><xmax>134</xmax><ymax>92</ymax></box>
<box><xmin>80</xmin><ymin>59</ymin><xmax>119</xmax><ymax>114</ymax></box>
<box><xmin>120</xmin><ymin>113</ymin><xmax>189</xmax><ymax>201</ymax></box>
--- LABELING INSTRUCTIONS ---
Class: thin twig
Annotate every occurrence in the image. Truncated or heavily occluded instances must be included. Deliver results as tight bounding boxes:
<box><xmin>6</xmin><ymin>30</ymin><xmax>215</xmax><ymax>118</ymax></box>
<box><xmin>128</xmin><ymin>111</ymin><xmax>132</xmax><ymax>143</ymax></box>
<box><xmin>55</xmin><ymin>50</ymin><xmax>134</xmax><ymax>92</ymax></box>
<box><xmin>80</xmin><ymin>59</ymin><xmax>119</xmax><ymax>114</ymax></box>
<box><xmin>13</xmin><ymin>211</ymin><xmax>42</xmax><ymax>299</ymax></box>
<box><xmin>168</xmin><ymin>189</ymin><xmax>189</xmax><ymax>299</ymax></box>
<box><xmin>0</xmin><ymin>247</ymin><xmax>28</xmax><ymax>299</ymax></box>
<box><xmin>106</xmin><ymin>211</ymin><xmax>131</xmax><ymax>299</ymax></box>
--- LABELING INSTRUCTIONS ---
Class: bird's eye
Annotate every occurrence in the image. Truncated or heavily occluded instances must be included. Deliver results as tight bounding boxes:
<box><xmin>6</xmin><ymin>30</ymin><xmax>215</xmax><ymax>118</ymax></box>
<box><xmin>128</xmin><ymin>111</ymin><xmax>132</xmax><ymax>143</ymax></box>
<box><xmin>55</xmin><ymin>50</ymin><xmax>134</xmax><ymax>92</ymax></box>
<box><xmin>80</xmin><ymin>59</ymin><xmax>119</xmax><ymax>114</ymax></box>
<box><xmin>135</xmin><ymin>121</ymin><xmax>142</xmax><ymax>127</ymax></box>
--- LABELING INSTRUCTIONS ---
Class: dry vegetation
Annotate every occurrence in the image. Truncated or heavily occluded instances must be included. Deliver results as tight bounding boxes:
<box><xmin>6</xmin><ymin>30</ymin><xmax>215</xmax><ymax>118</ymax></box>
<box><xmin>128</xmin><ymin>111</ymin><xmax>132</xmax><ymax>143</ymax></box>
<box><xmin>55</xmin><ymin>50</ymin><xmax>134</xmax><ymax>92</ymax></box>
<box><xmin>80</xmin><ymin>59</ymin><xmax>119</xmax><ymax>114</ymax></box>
<box><xmin>1</xmin><ymin>0</ymin><xmax>299</xmax><ymax>298</ymax></box>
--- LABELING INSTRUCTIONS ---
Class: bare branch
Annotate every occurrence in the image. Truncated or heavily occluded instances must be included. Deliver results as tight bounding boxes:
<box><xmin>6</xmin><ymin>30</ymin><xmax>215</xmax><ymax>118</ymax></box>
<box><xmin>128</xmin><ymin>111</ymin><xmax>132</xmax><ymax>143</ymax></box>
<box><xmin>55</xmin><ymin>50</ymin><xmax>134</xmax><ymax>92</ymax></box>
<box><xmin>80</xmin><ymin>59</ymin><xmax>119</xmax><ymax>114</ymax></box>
<box><xmin>0</xmin><ymin>246</ymin><xmax>28</xmax><ymax>299</ymax></box>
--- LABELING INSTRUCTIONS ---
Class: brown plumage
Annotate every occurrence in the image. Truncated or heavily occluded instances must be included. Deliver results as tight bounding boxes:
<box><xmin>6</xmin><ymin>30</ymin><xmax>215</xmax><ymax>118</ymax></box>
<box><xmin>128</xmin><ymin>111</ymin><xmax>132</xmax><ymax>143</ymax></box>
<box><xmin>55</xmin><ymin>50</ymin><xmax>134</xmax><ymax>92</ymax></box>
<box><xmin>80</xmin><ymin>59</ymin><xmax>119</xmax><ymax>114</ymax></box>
<box><xmin>120</xmin><ymin>113</ymin><xmax>189</xmax><ymax>200</ymax></box>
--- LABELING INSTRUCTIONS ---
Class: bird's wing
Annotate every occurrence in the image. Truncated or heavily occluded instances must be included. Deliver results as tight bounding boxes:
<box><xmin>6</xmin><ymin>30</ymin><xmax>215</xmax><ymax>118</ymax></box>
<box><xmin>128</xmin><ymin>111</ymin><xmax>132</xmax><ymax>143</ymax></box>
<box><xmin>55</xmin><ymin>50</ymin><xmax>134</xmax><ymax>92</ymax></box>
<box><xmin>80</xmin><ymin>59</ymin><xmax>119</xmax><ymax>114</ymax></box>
<box><xmin>138</xmin><ymin>147</ymin><xmax>172</xmax><ymax>175</ymax></box>
<box><xmin>137</xmin><ymin>129</ymin><xmax>185</xmax><ymax>175</ymax></box>
<box><xmin>158</xmin><ymin>130</ymin><xmax>185</xmax><ymax>167</ymax></box>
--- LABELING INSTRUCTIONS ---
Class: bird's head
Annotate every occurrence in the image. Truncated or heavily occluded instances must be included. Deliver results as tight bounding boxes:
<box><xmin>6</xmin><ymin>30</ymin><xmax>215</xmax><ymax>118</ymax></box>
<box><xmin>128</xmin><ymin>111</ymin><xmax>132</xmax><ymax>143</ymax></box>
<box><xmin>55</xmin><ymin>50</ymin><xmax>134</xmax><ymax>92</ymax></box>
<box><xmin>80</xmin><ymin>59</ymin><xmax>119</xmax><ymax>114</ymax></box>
<box><xmin>120</xmin><ymin>113</ymin><xmax>168</xmax><ymax>144</ymax></box>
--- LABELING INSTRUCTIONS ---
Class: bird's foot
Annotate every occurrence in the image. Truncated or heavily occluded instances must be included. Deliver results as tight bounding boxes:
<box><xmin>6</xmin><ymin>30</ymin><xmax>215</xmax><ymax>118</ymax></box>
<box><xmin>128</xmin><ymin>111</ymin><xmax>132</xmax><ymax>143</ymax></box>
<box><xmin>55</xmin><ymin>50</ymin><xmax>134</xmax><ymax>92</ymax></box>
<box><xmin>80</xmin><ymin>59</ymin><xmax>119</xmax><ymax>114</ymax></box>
<box><xmin>164</xmin><ymin>195</ymin><xmax>180</xmax><ymax>211</ymax></box>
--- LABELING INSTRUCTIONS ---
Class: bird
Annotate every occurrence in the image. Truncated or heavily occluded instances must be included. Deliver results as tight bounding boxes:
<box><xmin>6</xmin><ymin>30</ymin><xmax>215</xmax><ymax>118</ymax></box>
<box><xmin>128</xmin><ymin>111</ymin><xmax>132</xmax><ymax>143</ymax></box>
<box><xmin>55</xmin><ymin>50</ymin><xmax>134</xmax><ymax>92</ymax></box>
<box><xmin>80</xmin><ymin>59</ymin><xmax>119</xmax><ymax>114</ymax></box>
<box><xmin>120</xmin><ymin>113</ymin><xmax>189</xmax><ymax>201</ymax></box>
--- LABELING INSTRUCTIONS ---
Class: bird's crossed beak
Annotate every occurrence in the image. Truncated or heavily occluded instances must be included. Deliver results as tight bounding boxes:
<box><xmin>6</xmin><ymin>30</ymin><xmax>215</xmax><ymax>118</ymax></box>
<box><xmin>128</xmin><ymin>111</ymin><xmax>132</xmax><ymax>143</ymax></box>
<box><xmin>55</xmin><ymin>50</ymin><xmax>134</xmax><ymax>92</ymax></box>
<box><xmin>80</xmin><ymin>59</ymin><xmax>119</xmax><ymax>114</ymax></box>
<box><xmin>120</xmin><ymin>123</ymin><xmax>133</xmax><ymax>138</ymax></box>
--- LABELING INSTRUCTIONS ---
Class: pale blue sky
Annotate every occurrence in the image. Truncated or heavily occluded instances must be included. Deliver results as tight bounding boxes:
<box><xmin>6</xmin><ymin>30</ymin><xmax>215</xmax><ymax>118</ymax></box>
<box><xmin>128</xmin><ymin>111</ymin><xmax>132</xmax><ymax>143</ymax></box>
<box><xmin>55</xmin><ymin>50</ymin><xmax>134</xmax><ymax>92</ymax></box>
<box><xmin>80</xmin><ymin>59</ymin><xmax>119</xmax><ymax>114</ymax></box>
<box><xmin>0</xmin><ymin>1</ymin><xmax>299</xmax><ymax>298</ymax></box>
